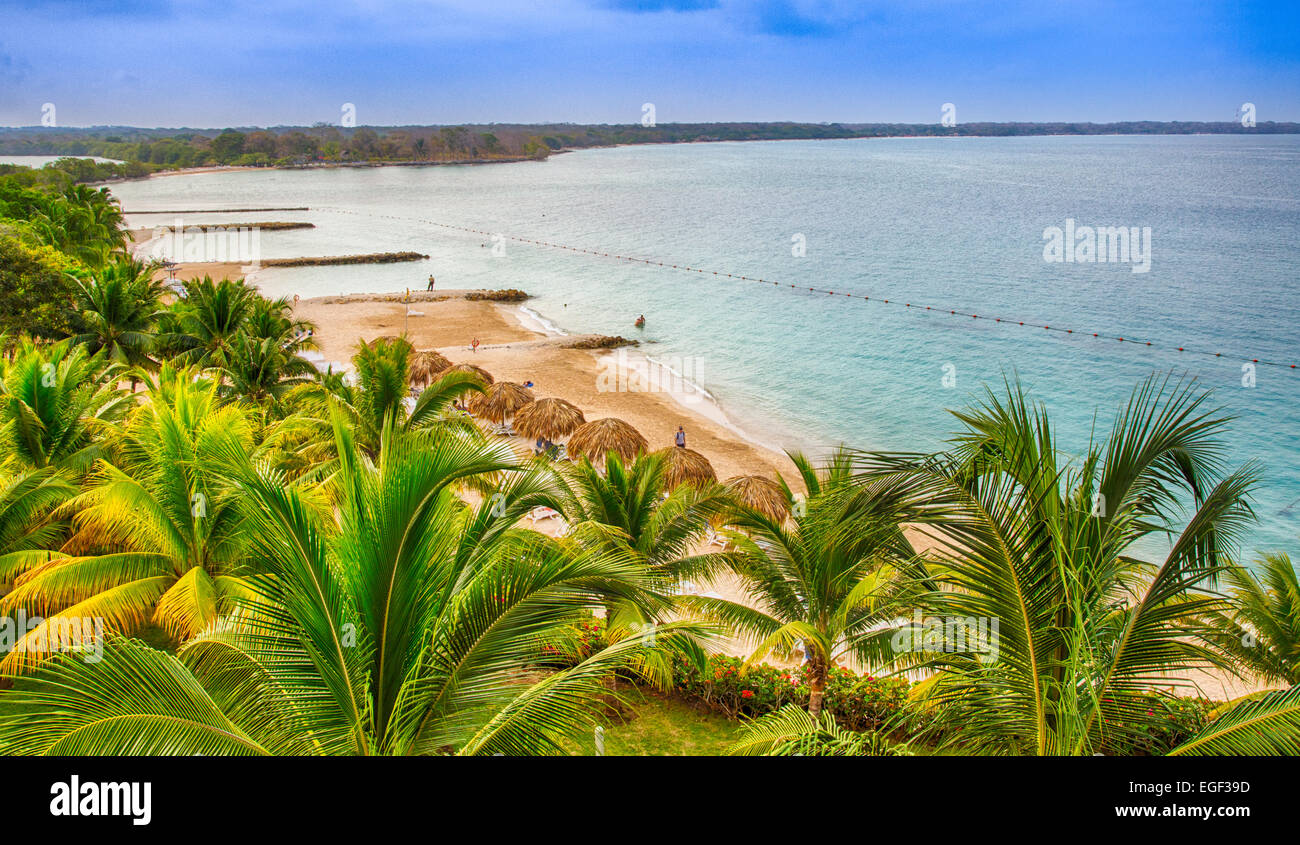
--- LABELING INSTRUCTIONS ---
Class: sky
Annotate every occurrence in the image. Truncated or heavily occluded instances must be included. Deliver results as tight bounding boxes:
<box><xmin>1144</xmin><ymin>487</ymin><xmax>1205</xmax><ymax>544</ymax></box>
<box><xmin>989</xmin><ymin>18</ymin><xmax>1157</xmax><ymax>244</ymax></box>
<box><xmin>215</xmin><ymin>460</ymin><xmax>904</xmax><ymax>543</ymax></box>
<box><xmin>0</xmin><ymin>0</ymin><xmax>1297</xmax><ymax>127</ymax></box>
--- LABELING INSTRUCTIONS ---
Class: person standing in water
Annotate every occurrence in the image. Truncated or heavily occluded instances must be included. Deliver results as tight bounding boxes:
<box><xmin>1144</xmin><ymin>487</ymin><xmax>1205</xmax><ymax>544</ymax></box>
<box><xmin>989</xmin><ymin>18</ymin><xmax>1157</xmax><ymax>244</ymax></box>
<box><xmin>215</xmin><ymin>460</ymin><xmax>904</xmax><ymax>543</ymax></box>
<box><xmin>427</xmin><ymin>275</ymin><xmax>436</xmax><ymax>291</ymax></box>
<box><xmin>674</xmin><ymin>426</ymin><xmax>686</xmax><ymax>448</ymax></box>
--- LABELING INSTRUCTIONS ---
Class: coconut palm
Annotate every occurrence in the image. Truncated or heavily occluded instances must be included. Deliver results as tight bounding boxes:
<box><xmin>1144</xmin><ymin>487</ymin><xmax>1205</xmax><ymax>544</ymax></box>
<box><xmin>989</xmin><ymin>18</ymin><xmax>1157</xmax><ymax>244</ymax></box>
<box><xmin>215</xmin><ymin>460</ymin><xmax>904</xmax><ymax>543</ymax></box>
<box><xmin>27</xmin><ymin>185</ymin><xmax>126</xmax><ymax>268</ymax></box>
<box><xmin>0</xmin><ymin>340</ymin><xmax>133</xmax><ymax>473</ymax></box>
<box><xmin>218</xmin><ymin>332</ymin><xmax>318</xmax><ymax>408</ymax></box>
<box><xmin>67</xmin><ymin>255</ymin><xmax>167</xmax><ymax>374</ymax></box>
<box><xmin>1201</xmin><ymin>552</ymin><xmax>1300</xmax><ymax>687</ymax></box>
<box><xmin>157</xmin><ymin>275</ymin><xmax>259</xmax><ymax>370</ymax></box>
<box><xmin>727</xmin><ymin>703</ymin><xmax>912</xmax><ymax>756</ymax></box>
<box><xmin>63</xmin><ymin>183</ymin><xmax>129</xmax><ymax>258</ymax></box>
<box><xmin>0</xmin><ymin>419</ymin><xmax>702</xmax><ymax>754</ymax></box>
<box><xmin>555</xmin><ymin>451</ymin><xmax>735</xmax><ymax>593</ymax></box>
<box><xmin>277</xmin><ymin>336</ymin><xmax>486</xmax><ymax>470</ymax></box>
<box><xmin>0</xmin><ymin>463</ymin><xmax>77</xmax><ymax>585</ymax></box>
<box><xmin>851</xmin><ymin>374</ymin><xmax>1263</xmax><ymax>755</ymax></box>
<box><xmin>0</xmin><ymin>369</ymin><xmax>255</xmax><ymax>672</ymax></box>
<box><xmin>242</xmin><ymin>294</ymin><xmax>316</xmax><ymax>354</ymax></box>
<box><xmin>683</xmin><ymin>449</ymin><xmax>920</xmax><ymax>718</ymax></box>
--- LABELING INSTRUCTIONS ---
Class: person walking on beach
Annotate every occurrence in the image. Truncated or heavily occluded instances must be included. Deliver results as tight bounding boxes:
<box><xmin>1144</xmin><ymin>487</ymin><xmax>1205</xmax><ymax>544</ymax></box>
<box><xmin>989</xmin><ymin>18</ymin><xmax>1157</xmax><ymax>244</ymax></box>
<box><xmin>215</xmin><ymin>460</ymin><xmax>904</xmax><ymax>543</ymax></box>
<box><xmin>427</xmin><ymin>275</ymin><xmax>435</xmax><ymax>291</ymax></box>
<box><xmin>471</xmin><ymin>337</ymin><xmax>480</xmax><ymax>354</ymax></box>
<box><xmin>674</xmin><ymin>426</ymin><xmax>686</xmax><ymax>448</ymax></box>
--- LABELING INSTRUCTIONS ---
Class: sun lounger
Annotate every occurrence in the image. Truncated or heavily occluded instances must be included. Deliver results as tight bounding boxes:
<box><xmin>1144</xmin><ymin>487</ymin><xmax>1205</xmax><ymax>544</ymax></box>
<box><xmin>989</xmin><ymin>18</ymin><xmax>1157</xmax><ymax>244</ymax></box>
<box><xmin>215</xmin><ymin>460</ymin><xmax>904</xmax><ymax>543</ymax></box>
<box><xmin>527</xmin><ymin>506</ymin><xmax>560</xmax><ymax>525</ymax></box>
<box><xmin>704</xmin><ymin>528</ymin><xmax>731</xmax><ymax>551</ymax></box>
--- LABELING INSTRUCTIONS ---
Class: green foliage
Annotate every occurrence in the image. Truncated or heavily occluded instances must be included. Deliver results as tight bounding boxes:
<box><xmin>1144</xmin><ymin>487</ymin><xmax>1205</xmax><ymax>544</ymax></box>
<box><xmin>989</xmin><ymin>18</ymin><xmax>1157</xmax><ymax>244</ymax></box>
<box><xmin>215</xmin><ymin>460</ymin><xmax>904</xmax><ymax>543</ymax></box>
<box><xmin>1201</xmin><ymin>552</ymin><xmax>1300</xmax><ymax>686</ymax></box>
<box><xmin>0</xmin><ymin>423</ymin><xmax>706</xmax><ymax>754</ymax></box>
<box><xmin>681</xmin><ymin>448</ymin><xmax>918</xmax><ymax>718</ymax></box>
<box><xmin>68</xmin><ymin>255</ymin><xmax>167</xmax><ymax>371</ymax></box>
<box><xmin>727</xmin><ymin>704</ymin><xmax>913</xmax><ymax>757</ymax></box>
<box><xmin>853</xmin><ymin>374</ymin><xmax>1262</xmax><ymax>755</ymax></box>
<box><xmin>0</xmin><ymin>340</ymin><xmax>132</xmax><ymax>472</ymax></box>
<box><xmin>0</xmin><ymin>234</ymin><xmax>83</xmax><ymax>338</ymax></box>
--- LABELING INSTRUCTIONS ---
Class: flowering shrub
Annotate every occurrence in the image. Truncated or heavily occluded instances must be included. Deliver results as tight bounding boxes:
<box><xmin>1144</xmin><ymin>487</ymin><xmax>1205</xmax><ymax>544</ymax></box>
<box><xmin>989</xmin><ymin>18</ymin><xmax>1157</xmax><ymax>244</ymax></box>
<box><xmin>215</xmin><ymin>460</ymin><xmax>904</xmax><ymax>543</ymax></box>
<box><xmin>539</xmin><ymin>614</ymin><xmax>609</xmax><ymax>667</ymax></box>
<box><xmin>1102</xmin><ymin>695</ymin><xmax>1213</xmax><ymax>756</ymax></box>
<box><xmin>674</xmin><ymin>653</ymin><xmax>806</xmax><ymax>717</ymax></box>
<box><xmin>671</xmin><ymin>652</ymin><xmax>924</xmax><ymax>737</ymax></box>
<box><xmin>546</xmin><ymin>615</ymin><xmax>1212</xmax><ymax>753</ymax></box>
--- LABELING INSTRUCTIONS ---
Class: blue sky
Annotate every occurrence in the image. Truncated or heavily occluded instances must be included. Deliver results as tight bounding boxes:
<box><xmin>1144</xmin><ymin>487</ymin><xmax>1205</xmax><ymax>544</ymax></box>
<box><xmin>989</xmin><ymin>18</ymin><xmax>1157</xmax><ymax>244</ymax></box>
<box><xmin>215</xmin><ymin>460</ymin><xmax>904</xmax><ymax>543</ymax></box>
<box><xmin>1</xmin><ymin>0</ymin><xmax>1296</xmax><ymax>127</ymax></box>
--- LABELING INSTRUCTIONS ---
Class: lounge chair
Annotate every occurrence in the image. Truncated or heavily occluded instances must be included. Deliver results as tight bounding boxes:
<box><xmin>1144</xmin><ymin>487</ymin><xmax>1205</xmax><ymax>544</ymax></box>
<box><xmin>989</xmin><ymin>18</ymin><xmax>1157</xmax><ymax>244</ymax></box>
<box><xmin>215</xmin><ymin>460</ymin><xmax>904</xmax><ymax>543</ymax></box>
<box><xmin>704</xmin><ymin>528</ymin><xmax>731</xmax><ymax>551</ymax></box>
<box><xmin>527</xmin><ymin>506</ymin><xmax>560</xmax><ymax>525</ymax></box>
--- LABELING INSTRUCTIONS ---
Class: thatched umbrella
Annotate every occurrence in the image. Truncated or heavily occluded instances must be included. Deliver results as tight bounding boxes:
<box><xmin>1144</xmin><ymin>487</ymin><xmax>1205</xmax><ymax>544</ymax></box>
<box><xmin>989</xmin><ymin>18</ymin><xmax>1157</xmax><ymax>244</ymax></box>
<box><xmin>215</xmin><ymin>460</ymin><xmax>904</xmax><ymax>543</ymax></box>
<box><xmin>438</xmin><ymin>362</ymin><xmax>494</xmax><ymax>385</ymax></box>
<box><xmin>468</xmin><ymin>381</ymin><xmax>535</xmax><ymax>424</ymax></box>
<box><xmin>724</xmin><ymin>474</ymin><xmax>790</xmax><ymax>522</ymax></box>
<box><xmin>409</xmin><ymin>350</ymin><xmax>451</xmax><ymax>387</ymax></box>
<box><xmin>567</xmin><ymin>417</ymin><xmax>648</xmax><ymax>465</ymax></box>
<box><xmin>654</xmin><ymin>447</ymin><xmax>717</xmax><ymax>489</ymax></box>
<box><xmin>513</xmin><ymin>397</ymin><xmax>586</xmax><ymax>442</ymax></box>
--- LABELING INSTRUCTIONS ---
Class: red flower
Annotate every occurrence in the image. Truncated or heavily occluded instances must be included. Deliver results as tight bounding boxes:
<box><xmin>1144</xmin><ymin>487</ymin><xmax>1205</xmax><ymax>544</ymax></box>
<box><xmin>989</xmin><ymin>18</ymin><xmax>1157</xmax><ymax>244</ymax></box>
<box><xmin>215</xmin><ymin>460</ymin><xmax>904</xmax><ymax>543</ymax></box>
<box><xmin>741</xmin><ymin>690</ymin><xmax>754</xmax><ymax>699</ymax></box>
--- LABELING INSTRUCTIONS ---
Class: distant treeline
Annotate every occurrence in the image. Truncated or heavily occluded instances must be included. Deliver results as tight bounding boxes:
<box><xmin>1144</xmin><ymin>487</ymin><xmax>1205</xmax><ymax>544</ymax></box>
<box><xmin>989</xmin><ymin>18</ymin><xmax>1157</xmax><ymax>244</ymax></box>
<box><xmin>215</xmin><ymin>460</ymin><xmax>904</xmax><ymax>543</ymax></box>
<box><xmin>0</xmin><ymin>120</ymin><xmax>1295</xmax><ymax>182</ymax></box>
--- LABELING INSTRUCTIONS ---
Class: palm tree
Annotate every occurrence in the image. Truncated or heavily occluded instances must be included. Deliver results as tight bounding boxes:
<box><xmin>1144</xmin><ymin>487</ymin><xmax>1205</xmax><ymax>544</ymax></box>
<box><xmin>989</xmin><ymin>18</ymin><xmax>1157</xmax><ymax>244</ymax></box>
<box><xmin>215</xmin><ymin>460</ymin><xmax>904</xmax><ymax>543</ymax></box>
<box><xmin>243</xmin><ymin>294</ymin><xmax>316</xmax><ymax>354</ymax></box>
<box><xmin>157</xmin><ymin>275</ymin><xmax>259</xmax><ymax>370</ymax></box>
<box><xmin>0</xmin><ymin>368</ymin><xmax>254</xmax><ymax>672</ymax></box>
<box><xmin>727</xmin><ymin>703</ymin><xmax>912</xmax><ymax>756</ymax></box>
<box><xmin>218</xmin><ymin>332</ymin><xmax>318</xmax><ymax>408</ymax></box>
<box><xmin>0</xmin><ymin>340</ymin><xmax>133</xmax><ymax>473</ymax></box>
<box><xmin>852</xmin><ymin>374</ymin><xmax>1262</xmax><ymax>755</ymax></box>
<box><xmin>276</xmin><ymin>336</ymin><xmax>485</xmax><ymax>471</ymax></box>
<box><xmin>1202</xmin><ymin>552</ymin><xmax>1300</xmax><ymax>687</ymax></box>
<box><xmin>0</xmin><ymin>463</ymin><xmax>76</xmax><ymax>585</ymax></box>
<box><xmin>68</xmin><ymin>255</ymin><xmax>167</xmax><ymax>375</ymax></box>
<box><xmin>28</xmin><ymin>187</ymin><xmax>126</xmax><ymax>268</ymax></box>
<box><xmin>683</xmin><ymin>449</ymin><xmax>919</xmax><ymax>718</ymax></box>
<box><xmin>555</xmin><ymin>450</ymin><xmax>734</xmax><ymax>592</ymax></box>
<box><xmin>0</xmin><ymin>419</ymin><xmax>701</xmax><ymax>754</ymax></box>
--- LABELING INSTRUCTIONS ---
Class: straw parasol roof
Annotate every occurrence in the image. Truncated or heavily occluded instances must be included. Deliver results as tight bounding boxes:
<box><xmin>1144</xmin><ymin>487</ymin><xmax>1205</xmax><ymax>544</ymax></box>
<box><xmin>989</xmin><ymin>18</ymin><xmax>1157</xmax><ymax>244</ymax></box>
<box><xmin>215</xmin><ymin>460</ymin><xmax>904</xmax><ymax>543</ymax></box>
<box><xmin>513</xmin><ymin>397</ymin><xmax>586</xmax><ymax>442</ymax></box>
<box><xmin>567</xmin><ymin>417</ymin><xmax>648</xmax><ymax>465</ymax></box>
<box><xmin>654</xmin><ymin>447</ymin><xmax>717</xmax><ymax>489</ymax></box>
<box><xmin>438</xmin><ymin>362</ymin><xmax>494</xmax><ymax>385</ymax></box>
<box><xmin>409</xmin><ymin>350</ymin><xmax>452</xmax><ymax>387</ymax></box>
<box><xmin>724</xmin><ymin>474</ymin><xmax>790</xmax><ymax>522</ymax></box>
<box><xmin>468</xmin><ymin>381</ymin><xmax>535</xmax><ymax>423</ymax></box>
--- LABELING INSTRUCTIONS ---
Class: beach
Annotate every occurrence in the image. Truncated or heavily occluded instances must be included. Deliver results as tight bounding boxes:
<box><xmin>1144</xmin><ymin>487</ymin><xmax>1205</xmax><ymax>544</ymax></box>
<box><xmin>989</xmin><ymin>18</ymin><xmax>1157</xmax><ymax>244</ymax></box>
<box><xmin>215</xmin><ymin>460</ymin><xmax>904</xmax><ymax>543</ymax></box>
<box><xmin>286</xmin><ymin>287</ymin><xmax>1270</xmax><ymax>701</ymax></box>
<box><xmin>292</xmin><ymin>289</ymin><xmax>797</xmax><ymax>482</ymax></box>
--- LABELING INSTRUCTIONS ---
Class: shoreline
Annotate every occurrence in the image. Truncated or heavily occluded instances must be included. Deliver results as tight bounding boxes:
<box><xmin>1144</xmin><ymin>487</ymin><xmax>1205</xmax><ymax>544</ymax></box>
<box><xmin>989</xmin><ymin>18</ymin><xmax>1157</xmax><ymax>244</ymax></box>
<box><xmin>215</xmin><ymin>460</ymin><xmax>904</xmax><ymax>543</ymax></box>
<box><xmin>148</xmin><ymin>233</ymin><xmax>1274</xmax><ymax>700</ymax></box>
<box><xmin>288</xmin><ymin>287</ymin><xmax>1274</xmax><ymax>699</ymax></box>
<box><xmin>72</xmin><ymin>129</ymin><xmax>1300</xmax><ymax>186</ymax></box>
<box><xmin>290</xmin><ymin>288</ymin><xmax>799</xmax><ymax>484</ymax></box>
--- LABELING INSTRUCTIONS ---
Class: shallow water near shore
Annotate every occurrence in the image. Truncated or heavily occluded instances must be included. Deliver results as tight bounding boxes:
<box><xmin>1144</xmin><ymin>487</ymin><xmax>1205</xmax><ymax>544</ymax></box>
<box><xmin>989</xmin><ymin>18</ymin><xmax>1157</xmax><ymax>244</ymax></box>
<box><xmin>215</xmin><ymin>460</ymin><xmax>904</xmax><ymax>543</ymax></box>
<box><xmin>114</xmin><ymin>136</ymin><xmax>1300</xmax><ymax>559</ymax></box>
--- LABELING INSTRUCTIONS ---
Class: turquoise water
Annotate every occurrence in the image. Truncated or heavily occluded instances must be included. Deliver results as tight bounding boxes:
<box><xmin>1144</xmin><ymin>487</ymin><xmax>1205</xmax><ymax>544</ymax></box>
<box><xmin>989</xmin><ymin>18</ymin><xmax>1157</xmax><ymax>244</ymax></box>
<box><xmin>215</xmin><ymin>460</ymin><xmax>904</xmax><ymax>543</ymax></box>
<box><xmin>112</xmin><ymin>136</ymin><xmax>1300</xmax><ymax>559</ymax></box>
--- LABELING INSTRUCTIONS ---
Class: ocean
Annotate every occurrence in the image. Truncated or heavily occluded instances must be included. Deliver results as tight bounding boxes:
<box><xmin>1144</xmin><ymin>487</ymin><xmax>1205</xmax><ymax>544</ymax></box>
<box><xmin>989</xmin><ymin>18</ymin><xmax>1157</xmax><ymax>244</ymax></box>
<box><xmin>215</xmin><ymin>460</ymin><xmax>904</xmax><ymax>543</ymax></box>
<box><xmin>109</xmin><ymin>135</ymin><xmax>1300</xmax><ymax>559</ymax></box>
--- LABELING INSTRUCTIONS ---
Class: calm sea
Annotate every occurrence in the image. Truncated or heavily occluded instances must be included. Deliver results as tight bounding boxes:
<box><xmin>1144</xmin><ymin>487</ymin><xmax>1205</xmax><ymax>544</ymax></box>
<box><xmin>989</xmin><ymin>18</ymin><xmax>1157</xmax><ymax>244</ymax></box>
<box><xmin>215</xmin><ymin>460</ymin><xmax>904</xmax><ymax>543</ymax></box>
<box><xmin>110</xmin><ymin>136</ymin><xmax>1300</xmax><ymax>560</ymax></box>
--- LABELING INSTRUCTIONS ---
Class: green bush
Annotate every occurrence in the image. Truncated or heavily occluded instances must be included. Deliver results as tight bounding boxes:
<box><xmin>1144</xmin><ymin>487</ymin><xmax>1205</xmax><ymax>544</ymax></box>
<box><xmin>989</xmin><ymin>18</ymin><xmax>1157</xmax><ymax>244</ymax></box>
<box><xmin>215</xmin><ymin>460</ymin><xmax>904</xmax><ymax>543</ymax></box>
<box><xmin>1103</xmin><ymin>695</ymin><xmax>1214</xmax><ymax>756</ymax></box>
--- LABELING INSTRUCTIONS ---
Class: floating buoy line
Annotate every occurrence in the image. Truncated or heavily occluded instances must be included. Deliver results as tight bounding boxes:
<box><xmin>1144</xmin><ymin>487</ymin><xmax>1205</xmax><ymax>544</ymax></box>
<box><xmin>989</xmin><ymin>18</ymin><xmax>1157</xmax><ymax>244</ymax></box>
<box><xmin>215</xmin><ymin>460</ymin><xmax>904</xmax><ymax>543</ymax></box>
<box><xmin>314</xmin><ymin>206</ymin><xmax>1298</xmax><ymax>372</ymax></box>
